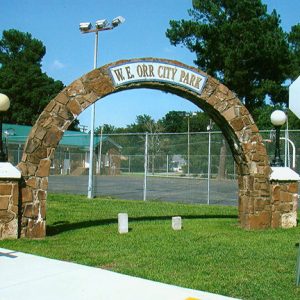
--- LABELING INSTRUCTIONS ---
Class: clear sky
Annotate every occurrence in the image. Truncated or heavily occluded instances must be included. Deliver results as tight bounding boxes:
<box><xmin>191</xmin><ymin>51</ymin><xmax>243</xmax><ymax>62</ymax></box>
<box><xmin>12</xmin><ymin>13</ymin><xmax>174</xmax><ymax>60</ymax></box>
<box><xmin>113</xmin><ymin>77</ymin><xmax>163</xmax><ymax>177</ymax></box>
<box><xmin>1</xmin><ymin>0</ymin><xmax>300</xmax><ymax>130</ymax></box>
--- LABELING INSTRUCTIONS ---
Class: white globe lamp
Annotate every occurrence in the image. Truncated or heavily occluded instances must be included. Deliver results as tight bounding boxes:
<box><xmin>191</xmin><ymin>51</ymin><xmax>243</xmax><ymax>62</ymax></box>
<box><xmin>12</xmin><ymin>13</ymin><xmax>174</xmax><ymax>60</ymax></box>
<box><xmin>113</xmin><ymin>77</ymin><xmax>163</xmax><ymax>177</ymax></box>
<box><xmin>270</xmin><ymin>110</ymin><xmax>286</xmax><ymax>167</ymax></box>
<box><xmin>0</xmin><ymin>93</ymin><xmax>10</xmax><ymax>162</ymax></box>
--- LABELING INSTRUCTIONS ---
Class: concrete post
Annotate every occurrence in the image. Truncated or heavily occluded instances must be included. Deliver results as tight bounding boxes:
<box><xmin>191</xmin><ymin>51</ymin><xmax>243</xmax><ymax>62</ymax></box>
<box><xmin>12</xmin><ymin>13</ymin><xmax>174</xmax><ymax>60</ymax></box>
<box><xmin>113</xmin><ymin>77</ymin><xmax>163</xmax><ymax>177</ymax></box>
<box><xmin>172</xmin><ymin>216</ymin><xmax>182</xmax><ymax>231</ymax></box>
<box><xmin>118</xmin><ymin>213</ymin><xmax>128</xmax><ymax>234</ymax></box>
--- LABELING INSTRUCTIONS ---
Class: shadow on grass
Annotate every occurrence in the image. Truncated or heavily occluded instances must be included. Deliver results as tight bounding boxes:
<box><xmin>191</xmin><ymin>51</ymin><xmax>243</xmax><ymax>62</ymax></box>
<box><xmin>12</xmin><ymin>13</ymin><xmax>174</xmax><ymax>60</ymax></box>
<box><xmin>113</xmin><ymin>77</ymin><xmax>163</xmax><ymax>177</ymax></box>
<box><xmin>47</xmin><ymin>214</ymin><xmax>237</xmax><ymax>236</ymax></box>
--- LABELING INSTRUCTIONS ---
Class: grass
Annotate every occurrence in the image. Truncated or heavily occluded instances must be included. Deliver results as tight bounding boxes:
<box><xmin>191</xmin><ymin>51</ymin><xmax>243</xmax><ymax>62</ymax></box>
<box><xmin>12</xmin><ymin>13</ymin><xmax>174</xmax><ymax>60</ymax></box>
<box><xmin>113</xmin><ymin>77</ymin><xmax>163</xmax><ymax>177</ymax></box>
<box><xmin>1</xmin><ymin>193</ymin><xmax>300</xmax><ymax>299</ymax></box>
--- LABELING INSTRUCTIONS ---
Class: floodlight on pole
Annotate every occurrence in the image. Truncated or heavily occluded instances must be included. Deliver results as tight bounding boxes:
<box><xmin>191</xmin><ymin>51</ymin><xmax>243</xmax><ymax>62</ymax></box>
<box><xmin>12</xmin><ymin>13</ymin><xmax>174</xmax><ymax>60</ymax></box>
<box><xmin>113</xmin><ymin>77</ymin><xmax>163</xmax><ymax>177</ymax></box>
<box><xmin>0</xmin><ymin>93</ymin><xmax>10</xmax><ymax>162</ymax></box>
<box><xmin>270</xmin><ymin>110</ymin><xmax>287</xmax><ymax>167</ymax></box>
<box><xmin>112</xmin><ymin>16</ymin><xmax>125</xmax><ymax>27</ymax></box>
<box><xmin>79</xmin><ymin>22</ymin><xmax>92</xmax><ymax>32</ymax></box>
<box><xmin>79</xmin><ymin>16</ymin><xmax>125</xmax><ymax>199</ymax></box>
<box><xmin>95</xmin><ymin>19</ymin><xmax>108</xmax><ymax>29</ymax></box>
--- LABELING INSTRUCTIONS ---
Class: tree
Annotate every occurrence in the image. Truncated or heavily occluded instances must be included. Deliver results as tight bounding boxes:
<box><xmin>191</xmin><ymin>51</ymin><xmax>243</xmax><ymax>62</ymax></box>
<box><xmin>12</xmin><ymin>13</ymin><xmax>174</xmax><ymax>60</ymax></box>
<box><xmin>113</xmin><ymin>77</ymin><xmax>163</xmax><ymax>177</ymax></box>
<box><xmin>288</xmin><ymin>24</ymin><xmax>300</xmax><ymax>81</ymax></box>
<box><xmin>160</xmin><ymin>110</ymin><xmax>212</xmax><ymax>133</ymax></box>
<box><xmin>251</xmin><ymin>104</ymin><xmax>300</xmax><ymax>130</ymax></box>
<box><xmin>160</xmin><ymin>111</ymin><xmax>187</xmax><ymax>133</ymax></box>
<box><xmin>166</xmin><ymin>0</ymin><xmax>294</xmax><ymax>113</ymax></box>
<box><xmin>0</xmin><ymin>29</ymin><xmax>65</xmax><ymax>125</ymax></box>
<box><xmin>127</xmin><ymin>114</ymin><xmax>165</xmax><ymax>174</ymax></box>
<box><xmin>95</xmin><ymin>124</ymin><xmax>118</xmax><ymax>134</ymax></box>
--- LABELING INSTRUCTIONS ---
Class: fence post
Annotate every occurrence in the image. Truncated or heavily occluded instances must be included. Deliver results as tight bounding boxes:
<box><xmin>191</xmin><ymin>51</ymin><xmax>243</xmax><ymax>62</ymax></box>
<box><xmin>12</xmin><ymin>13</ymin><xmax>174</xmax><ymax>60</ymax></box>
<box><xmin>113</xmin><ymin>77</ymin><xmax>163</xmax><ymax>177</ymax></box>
<box><xmin>166</xmin><ymin>154</ymin><xmax>169</xmax><ymax>176</ymax></box>
<box><xmin>143</xmin><ymin>132</ymin><xmax>148</xmax><ymax>201</ymax></box>
<box><xmin>98</xmin><ymin>126</ymin><xmax>103</xmax><ymax>175</ymax></box>
<box><xmin>296</xmin><ymin>242</ymin><xmax>300</xmax><ymax>286</ymax></box>
<box><xmin>207</xmin><ymin>121</ymin><xmax>212</xmax><ymax>205</ymax></box>
<box><xmin>128</xmin><ymin>155</ymin><xmax>131</xmax><ymax>173</ymax></box>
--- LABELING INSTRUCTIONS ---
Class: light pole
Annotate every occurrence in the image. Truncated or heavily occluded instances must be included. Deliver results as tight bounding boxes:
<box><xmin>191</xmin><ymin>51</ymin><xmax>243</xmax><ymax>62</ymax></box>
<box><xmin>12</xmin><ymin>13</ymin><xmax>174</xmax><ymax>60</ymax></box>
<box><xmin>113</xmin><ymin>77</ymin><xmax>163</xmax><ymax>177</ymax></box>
<box><xmin>79</xmin><ymin>16</ymin><xmax>125</xmax><ymax>198</ymax></box>
<box><xmin>270</xmin><ymin>110</ymin><xmax>287</xmax><ymax>167</ymax></box>
<box><xmin>186</xmin><ymin>112</ymin><xmax>196</xmax><ymax>176</ymax></box>
<box><xmin>0</xmin><ymin>93</ymin><xmax>10</xmax><ymax>162</ymax></box>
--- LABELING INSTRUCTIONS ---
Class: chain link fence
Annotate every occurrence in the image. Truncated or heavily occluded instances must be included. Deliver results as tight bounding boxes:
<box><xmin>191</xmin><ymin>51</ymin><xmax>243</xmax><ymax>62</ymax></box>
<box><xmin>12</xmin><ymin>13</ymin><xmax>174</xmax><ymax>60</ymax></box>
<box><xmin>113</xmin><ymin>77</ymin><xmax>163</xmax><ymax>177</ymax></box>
<box><xmin>6</xmin><ymin>129</ymin><xmax>300</xmax><ymax>205</ymax></box>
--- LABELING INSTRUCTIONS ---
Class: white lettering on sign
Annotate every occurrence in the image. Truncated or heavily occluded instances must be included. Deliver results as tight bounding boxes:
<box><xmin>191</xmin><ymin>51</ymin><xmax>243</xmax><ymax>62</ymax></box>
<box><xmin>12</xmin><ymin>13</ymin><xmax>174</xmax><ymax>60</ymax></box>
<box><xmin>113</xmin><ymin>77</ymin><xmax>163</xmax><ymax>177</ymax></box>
<box><xmin>109</xmin><ymin>61</ymin><xmax>207</xmax><ymax>94</ymax></box>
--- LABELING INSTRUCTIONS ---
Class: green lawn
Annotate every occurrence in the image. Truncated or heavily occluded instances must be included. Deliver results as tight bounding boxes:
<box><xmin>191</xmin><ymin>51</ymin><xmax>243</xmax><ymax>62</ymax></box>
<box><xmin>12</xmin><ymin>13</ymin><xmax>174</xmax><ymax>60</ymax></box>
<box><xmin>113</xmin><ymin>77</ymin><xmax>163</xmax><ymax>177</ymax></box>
<box><xmin>1</xmin><ymin>194</ymin><xmax>300</xmax><ymax>299</ymax></box>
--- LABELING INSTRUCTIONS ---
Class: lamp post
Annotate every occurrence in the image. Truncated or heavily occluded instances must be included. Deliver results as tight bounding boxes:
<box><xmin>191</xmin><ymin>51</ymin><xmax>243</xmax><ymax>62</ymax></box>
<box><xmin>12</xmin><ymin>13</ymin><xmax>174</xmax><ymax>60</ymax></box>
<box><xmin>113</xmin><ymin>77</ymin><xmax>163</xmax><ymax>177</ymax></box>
<box><xmin>0</xmin><ymin>93</ymin><xmax>10</xmax><ymax>162</ymax></box>
<box><xmin>79</xmin><ymin>16</ymin><xmax>125</xmax><ymax>199</ymax></box>
<box><xmin>270</xmin><ymin>110</ymin><xmax>287</xmax><ymax>167</ymax></box>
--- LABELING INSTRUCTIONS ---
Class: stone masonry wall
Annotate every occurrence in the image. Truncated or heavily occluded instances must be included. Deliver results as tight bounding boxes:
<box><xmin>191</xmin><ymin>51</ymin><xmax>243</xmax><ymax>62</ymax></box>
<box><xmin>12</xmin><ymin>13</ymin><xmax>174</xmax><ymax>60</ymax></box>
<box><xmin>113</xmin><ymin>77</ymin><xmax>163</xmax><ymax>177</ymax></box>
<box><xmin>0</xmin><ymin>179</ymin><xmax>19</xmax><ymax>239</ymax></box>
<box><xmin>16</xmin><ymin>58</ymin><xmax>273</xmax><ymax>237</ymax></box>
<box><xmin>271</xmin><ymin>181</ymin><xmax>298</xmax><ymax>228</ymax></box>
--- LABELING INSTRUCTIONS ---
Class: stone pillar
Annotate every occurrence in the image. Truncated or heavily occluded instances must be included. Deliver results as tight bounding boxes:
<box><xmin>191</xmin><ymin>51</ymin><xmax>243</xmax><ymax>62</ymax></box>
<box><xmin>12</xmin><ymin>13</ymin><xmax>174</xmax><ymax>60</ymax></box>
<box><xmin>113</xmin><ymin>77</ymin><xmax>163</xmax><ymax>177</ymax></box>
<box><xmin>270</xmin><ymin>167</ymin><xmax>300</xmax><ymax>228</ymax></box>
<box><xmin>0</xmin><ymin>163</ymin><xmax>21</xmax><ymax>239</ymax></box>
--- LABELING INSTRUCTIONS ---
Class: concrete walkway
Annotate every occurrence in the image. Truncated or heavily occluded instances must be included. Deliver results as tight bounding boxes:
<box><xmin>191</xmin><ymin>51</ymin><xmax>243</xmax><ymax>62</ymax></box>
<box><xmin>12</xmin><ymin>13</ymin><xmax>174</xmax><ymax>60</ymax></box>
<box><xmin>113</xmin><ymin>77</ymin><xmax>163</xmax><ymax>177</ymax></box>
<box><xmin>0</xmin><ymin>248</ymin><xmax>239</xmax><ymax>300</ymax></box>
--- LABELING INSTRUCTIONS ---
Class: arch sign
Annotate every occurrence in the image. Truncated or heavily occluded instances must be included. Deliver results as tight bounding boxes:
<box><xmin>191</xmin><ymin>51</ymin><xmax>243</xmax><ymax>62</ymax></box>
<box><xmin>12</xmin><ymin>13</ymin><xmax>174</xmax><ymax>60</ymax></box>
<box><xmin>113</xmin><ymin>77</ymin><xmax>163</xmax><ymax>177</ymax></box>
<box><xmin>5</xmin><ymin>57</ymin><xmax>296</xmax><ymax>238</ymax></box>
<box><xmin>109</xmin><ymin>60</ymin><xmax>207</xmax><ymax>93</ymax></box>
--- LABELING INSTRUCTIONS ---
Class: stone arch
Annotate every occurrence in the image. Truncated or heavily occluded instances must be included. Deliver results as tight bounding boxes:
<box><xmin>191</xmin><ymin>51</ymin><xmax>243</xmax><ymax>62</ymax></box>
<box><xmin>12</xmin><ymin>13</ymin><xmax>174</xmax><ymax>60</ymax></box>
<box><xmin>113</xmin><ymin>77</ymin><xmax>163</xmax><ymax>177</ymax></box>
<box><xmin>18</xmin><ymin>58</ymin><xmax>272</xmax><ymax>238</ymax></box>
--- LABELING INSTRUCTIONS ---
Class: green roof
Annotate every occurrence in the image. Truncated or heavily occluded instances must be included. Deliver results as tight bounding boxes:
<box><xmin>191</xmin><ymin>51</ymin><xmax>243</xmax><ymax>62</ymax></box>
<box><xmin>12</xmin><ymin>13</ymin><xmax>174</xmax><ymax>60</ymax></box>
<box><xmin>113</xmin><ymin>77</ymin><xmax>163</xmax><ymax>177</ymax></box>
<box><xmin>2</xmin><ymin>123</ymin><xmax>121</xmax><ymax>150</ymax></box>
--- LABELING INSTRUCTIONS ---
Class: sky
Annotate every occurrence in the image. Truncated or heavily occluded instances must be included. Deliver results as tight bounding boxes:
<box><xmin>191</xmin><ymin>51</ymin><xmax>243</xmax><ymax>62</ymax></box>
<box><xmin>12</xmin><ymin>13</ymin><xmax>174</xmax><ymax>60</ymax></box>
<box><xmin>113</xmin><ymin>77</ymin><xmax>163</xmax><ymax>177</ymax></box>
<box><xmin>1</xmin><ymin>0</ymin><xmax>300</xmax><ymax>130</ymax></box>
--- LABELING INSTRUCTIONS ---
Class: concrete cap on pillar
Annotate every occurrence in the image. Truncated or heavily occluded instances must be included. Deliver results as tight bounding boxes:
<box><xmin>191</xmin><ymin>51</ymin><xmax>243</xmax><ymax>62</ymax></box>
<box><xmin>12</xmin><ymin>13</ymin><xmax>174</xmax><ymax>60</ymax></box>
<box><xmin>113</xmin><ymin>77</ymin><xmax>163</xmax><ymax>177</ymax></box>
<box><xmin>270</xmin><ymin>167</ymin><xmax>300</xmax><ymax>181</ymax></box>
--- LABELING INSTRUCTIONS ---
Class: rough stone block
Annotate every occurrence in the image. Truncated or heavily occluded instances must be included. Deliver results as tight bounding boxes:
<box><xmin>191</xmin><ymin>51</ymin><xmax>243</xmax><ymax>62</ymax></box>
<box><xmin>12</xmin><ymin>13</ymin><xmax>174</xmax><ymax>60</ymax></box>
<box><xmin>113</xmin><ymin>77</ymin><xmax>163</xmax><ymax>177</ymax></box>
<box><xmin>254</xmin><ymin>198</ymin><xmax>268</xmax><ymax>211</ymax></box>
<box><xmin>67</xmin><ymin>100</ymin><xmax>82</xmax><ymax>116</ymax></box>
<box><xmin>26</xmin><ymin>220</ymin><xmax>46</xmax><ymax>238</ymax></box>
<box><xmin>58</xmin><ymin>107</ymin><xmax>73</xmax><ymax>120</ymax></box>
<box><xmin>21</xmin><ymin>187</ymin><xmax>33</xmax><ymax>203</ymax></box>
<box><xmin>55</xmin><ymin>92</ymin><xmax>69</xmax><ymax>105</ymax></box>
<box><xmin>23</xmin><ymin>204</ymin><xmax>33</xmax><ymax>218</ymax></box>
<box><xmin>36</xmin><ymin>160</ymin><xmax>51</xmax><ymax>177</ymax></box>
<box><xmin>223</xmin><ymin>106</ymin><xmax>237</xmax><ymax>121</ymax></box>
<box><xmin>44</xmin><ymin>100</ymin><xmax>56</xmax><ymax>112</ymax></box>
<box><xmin>280</xmin><ymin>191</ymin><xmax>292</xmax><ymax>203</ymax></box>
<box><xmin>66</xmin><ymin>79</ymin><xmax>86</xmax><ymax>97</ymax></box>
<box><xmin>43</xmin><ymin>128</ymin><xmax>63</xmax><ymax>147</ymax></box>
<box><xmin>25</xmin><ymin>138</ymin><xmax>41</xmax><ymax>154</ymax></box>
<box><xmin>34</xmin><ymin>127</ymin><xmax>47</xmax><ymax>140</ymax></box>
<box><xmin>271</xmin><ymin>211</ymin><xmax>281</xmax><ymax>228</ymax></box>
<box><xmin>26</xmin><ymin>177</ymin><xmax>38</xmax><ymax>189</ymax></box>
<box><xmin>242</xmin><ymin>116</ymin><xmax>251</xmax><ymax>126</ymax></box>
<box><xmin>292</xmin><ymin>194</ymin><xmax>298</xmax><ymax>211</ymax></box>
<box><xmin>12</xmin><ymin>184</ymin><xmax>19</xmax><ymax>205</ymax></box>
<box><xmin>288</xmin><ymin>182</ymin><xmax>298</xmax><ymax>193</ymax></box>
<box><xmin>1</xmin><ymin>219</ymin><xmax>18</xmax><ymax>239</ymax></box>
<box><xmin>281</xmin><ymin>212</ymin><xmax>297</xmax><ymax>228</ymax></box>
<box><xmin>230</xmin><ymin>118</ymin><xmax>244</xmax><ymax>131</ymax></box>
<box><xmin>272</xmin><ymin>185</ymin><xmax>281</xmax><ymax>201</ymax></box>
<box><xmin>0</xmin><ymin>196</ymin><xmax>9</xmax><ymax>210</ymax></box>
<box><xmin>38</xmin><ymin>190</ymin><xmax>47</xmax><ymax>201</ymax></box>
<box><xmin>38</xmin><ymin>112</ymin><xmax>53</xmax><ymax>128</ymax></box>
<box><xmin>40</xmin><ymin>177</ymin><xmax>49</xmax><ymax>190</ymax></box>
<box><xmin>0</xmin><ymin>184</ymin><xmax>12</xmax><ymax>195</ymax></box>
<box><xmin>248</xmin><ymin>211</ymin><xmax>271</xmax><ymax>229</ymax></box>
<box><xmin>27</xmin><ymin>162</ymin><xmax>38</xmax><ymax>176</ymax></box>
<box><xmin>40</xmin><ymin>200</ymin><xmax>46</xmax><ymax>219</ymax></box>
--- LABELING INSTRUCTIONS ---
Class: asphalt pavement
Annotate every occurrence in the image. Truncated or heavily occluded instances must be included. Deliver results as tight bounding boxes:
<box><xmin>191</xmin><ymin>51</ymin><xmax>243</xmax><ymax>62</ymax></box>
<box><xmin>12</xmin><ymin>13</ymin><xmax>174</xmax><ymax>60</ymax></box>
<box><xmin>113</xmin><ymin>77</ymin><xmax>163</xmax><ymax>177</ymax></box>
<box><xmin>48</xmin><ymin>175</ymin><xmax>238</xmax><ymax>205</ymax></box>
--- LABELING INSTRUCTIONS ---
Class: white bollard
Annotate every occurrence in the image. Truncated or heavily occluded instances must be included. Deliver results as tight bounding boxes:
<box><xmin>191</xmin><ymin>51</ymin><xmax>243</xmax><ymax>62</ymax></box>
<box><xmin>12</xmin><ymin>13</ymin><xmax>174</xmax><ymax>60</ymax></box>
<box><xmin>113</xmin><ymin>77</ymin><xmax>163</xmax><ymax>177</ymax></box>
<box><xmin>118</xmin><ymin>213</ymin><xmax>128</xmax><ymax>234</ymax></box>
<box><xmin>172</xmin><ymin>216</ymin><xmax>182</xmax><ymax>230</ymax></box>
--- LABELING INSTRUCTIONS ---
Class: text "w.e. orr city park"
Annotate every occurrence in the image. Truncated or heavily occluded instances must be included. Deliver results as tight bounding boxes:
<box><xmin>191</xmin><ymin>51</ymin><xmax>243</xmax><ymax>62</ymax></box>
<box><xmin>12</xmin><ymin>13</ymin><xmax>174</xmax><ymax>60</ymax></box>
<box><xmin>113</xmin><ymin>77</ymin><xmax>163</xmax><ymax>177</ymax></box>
<box><xmin>109</xmin><ymin>61</ymin><xmax>207</xmax><ymax>94</ymax></box>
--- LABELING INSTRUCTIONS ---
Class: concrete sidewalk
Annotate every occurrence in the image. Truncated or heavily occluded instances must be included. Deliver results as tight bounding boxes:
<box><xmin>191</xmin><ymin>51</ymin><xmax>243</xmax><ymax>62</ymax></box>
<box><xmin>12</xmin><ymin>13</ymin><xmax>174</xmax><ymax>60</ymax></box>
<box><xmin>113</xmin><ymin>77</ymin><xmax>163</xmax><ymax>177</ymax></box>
<box><xmin>0</xmin><ymin>248</ymin><xmax>239</xmax><ymax>300</ymax></box>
